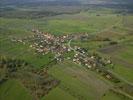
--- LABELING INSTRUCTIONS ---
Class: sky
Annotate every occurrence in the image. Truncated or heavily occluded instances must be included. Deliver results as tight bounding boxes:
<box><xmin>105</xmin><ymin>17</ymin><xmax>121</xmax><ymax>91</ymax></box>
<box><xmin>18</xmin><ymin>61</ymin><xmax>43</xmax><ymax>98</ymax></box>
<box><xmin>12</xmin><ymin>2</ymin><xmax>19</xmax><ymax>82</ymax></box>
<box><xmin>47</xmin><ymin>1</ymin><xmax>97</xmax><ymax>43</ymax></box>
<box><xmin>1</xmin><ymin>0</ymin><xmax>133</xmax><ymax>5</ymax></box>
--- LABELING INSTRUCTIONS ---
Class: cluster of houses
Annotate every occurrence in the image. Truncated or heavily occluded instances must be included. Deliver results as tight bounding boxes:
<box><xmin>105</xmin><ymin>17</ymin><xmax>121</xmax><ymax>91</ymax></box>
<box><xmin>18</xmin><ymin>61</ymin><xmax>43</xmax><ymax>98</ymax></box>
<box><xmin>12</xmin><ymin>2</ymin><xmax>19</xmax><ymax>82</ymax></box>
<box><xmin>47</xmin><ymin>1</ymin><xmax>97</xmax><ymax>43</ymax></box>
<box><xmin>71</xmin><ymin>46</ymin><xmax>115</xmax><ymax>80</ymax></box>
<box><xmin>10</xmin><ymin>29</ymin><xmax>117</xmax><ymax>81</ymax></box>
<box><xmin>30</xmin><ymin>30</ymin><xmax>71</xmax><ymax>55</ymax></box>
<box><xmin>73</xmin><ymin>50</ymin><xmax>112</xmax><ymax>70</ymax></box>
<box><xmin>11</xmin><ymin>37</ymin><xmax>26</xmax><ymax>45</ymax></box>
<box><xmin>11</xmin><ymin>29</ymin><xmax>74</xmax><ymax>62</ymax></box>
<box><xmin>10</xmin><ymin>29</ymin><xmax>113</xmax><ymax>70</ymax></box>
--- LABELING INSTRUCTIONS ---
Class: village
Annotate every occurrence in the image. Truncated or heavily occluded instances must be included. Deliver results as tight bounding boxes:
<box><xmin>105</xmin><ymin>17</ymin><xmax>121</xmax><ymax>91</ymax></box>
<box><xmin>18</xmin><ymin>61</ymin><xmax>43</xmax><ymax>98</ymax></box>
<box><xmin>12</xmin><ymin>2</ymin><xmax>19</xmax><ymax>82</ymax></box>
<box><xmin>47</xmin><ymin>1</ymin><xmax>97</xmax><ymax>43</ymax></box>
<box><xmin>11</xmin><ymin>29</ymin><xmax>117</xmax><ymax>81</ymax></box>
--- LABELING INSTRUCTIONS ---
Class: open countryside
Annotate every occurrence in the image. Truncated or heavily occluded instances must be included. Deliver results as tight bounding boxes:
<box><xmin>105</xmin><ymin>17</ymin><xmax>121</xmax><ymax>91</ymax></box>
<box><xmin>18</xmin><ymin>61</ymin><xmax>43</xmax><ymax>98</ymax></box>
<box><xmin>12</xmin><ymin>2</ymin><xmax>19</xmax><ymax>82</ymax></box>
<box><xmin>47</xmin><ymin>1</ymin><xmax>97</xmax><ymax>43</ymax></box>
<box><xmin>0</xmin><ymin>0</ymin><xmax>133</xmax><ymax>100</ymax></box>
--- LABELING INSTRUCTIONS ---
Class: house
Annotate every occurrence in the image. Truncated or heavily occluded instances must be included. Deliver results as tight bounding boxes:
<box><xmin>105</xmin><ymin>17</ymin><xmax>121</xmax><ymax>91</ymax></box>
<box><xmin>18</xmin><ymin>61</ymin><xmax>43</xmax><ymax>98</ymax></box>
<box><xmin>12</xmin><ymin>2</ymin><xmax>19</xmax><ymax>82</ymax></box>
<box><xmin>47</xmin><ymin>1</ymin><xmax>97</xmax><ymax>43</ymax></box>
<box><xmin>73</xmin><ymin>59</ymin><xmax>76</xmax><ymax>62</ymax></box>
<box><xmin>30</xmin><ymin>45</ymin><xmax>33</xmax><ymax>48</ymax></box>
<box><xmin>106</xmin><ymin>74</ymin><xmax>112</xmax><ymax>79</ymax></box>
<box><xmin>87</xmin><ymin>65</ymin><xmax>92</xmax><ymax>69</ymax></box>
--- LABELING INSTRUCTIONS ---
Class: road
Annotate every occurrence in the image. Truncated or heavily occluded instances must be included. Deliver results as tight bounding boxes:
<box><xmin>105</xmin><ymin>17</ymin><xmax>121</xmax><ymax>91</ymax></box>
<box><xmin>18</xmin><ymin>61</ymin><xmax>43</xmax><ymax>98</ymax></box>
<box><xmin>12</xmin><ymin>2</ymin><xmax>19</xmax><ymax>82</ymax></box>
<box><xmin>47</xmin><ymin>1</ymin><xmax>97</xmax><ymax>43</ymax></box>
<box><xmin>68</xmin><ymin>19</ymin><xmax>122</xmax><ymax>52</ymax></box>
<box><xmin>108</xmin><ymin>70</ymin><xmax>133</xmax><ymax>86</ymax></box>
<box><xmin>67</xmin><ymin>19</ymin><xmax>133</xmax><ymax>92</ymax></box>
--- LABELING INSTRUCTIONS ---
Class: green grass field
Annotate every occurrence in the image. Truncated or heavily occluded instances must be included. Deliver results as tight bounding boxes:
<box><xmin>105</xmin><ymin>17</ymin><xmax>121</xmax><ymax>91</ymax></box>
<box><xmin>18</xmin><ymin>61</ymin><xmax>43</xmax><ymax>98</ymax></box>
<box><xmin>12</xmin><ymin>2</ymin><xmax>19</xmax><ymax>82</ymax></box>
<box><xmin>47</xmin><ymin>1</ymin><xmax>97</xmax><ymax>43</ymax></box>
<box><xmin>0</xmin><ymin>7</ymin><xmax>133</xmax><ymax>100</ymax></box>
<box><xmin>102</xmin><ymin>90</ymin><xmax>131</xmax><ymax>100</ymax></box>
<box><xmin>43</xmin><ymin>87</ymin><xmax>77</xmax><ymax>100</ymax></box>
<box><xmin>99</xmin><ymin>43</ymin><xmax>133</xmax><ymax>83</ymax></box>
<box><xmin>0</xmin><ymin>80</ymin><xmax>33</xmax><ymax>100</ymax></box>
<box><xmin>47</xmin><ymin>61</ymin><xmax>112</xmax><ymax>100</ymax></box>
<box><xmin>0</xmin><ymin>10</ymin><xmax>123</xmax><ymax>68</ymax></box>
<box><xmin>0</xmin><ymin>11</ymin><xmax>122</xmax><ymax>35</ymax></box>
<box><xmin>112</xmin><ymin>45</ymin><xmax>133</xmax><ymax>64</ymax></box>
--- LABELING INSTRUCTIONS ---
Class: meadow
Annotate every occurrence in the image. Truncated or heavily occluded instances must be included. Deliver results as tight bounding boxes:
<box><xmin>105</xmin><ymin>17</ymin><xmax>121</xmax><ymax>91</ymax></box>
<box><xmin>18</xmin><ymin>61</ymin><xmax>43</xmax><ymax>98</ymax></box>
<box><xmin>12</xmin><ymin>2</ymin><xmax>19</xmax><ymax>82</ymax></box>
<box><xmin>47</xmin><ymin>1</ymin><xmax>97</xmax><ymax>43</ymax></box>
<box><xmin>0</xmin><ymin>80</ymin><xmax>33</xmax><ymax>100</ymax></box>
<box><xmin>0</xmin><ymin>6</ymin><xmax>133</xmax><ymax>100</ymax></box>
<box><xmin>0</xmin><ymin>8</ymin><xmax>122</xmax><ymax>68</ymax></box>
<box><xmin>44</xmin><ymin>60</ymin><xmax>133</xmax><ymax>100</ymax></box>
<box><xmin>45</xmin><ymin>61</ymin><xmax>112</xmax><ymax>100</ymax></box>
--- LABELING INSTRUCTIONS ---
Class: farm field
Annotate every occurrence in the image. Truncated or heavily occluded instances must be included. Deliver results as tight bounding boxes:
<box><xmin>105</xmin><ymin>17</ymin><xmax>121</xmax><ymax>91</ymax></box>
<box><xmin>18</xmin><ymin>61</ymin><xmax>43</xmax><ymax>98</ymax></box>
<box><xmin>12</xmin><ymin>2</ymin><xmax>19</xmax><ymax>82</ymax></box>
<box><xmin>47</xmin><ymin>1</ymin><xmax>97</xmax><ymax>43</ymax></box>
<box><xmin>0</xmin><ymin>1</ymin><xmax>133</xmax><ymax>100</ymax></box>
<box><xmin>47</xmin><ymin>61</ymin><xmax>112</xmax><ymax>100</ymax></box>
<box><xmin>0</xmin><ymin>80</ymin><xmax>33</xmax><ymax>100</ymax></box>
<box><xmin>45</xmin><ymin>60</ymin><xmax>133</xmax><ymax>100</ymax></box>
<box><xmin>102</xmin><ymin>90</ymin><xmax>131</xmax><ymax>100</ymax></box>
<box><xmin>0</xmin><ymin>11</ymin><xmax>121</xmax><ymax>35</ymax></box>
<box><xmin>0</xmin><ymin>9</ymin><xmax>123</xmax><ymax>68</ymax></box>
<box><xmin>43</xmin><ymin>87</ymin><xmax>77</xmax><ymax>100</ymax></box>
<box><xmin>100</xmin><ymin>44</ymin><xmax>133</xmax><ymax>83</ymax></box>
